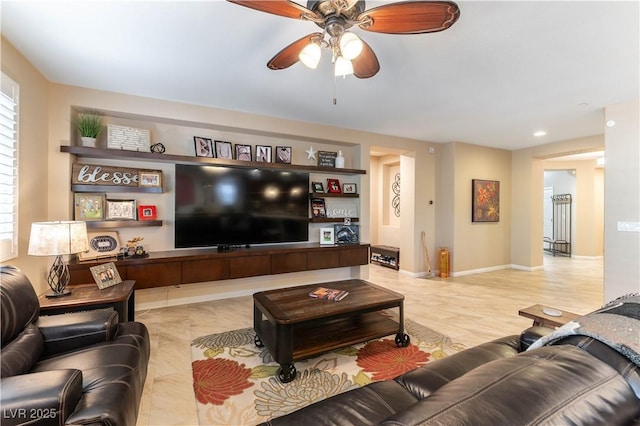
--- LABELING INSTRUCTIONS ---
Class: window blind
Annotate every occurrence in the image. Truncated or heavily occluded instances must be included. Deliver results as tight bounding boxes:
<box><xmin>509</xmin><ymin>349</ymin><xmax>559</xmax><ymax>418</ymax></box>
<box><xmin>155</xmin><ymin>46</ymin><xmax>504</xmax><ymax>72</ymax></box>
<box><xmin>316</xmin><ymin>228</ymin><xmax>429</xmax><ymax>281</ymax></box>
<box><xmin>0</xmin><ymin>74</ymin><xmax>18</xmax><ymax>261</ymax></box>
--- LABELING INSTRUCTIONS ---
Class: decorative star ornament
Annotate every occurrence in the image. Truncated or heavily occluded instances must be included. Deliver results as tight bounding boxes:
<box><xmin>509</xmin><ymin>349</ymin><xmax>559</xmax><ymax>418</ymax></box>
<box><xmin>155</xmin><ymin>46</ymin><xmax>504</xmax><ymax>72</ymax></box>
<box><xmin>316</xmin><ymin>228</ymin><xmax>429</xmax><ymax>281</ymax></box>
<box><xmin>306</xmin><ymin>146</ymin><xmax>317</xmax><ymax>161</ymax></box>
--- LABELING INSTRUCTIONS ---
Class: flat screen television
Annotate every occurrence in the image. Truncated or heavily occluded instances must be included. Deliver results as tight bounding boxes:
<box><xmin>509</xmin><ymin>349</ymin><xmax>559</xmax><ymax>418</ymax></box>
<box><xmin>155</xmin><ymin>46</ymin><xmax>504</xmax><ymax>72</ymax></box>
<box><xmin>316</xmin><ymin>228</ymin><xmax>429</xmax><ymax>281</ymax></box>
<box><xmin>175</xmin><ymin>164</ymin><xmax>309</xmax><ymax>248</ymax></box>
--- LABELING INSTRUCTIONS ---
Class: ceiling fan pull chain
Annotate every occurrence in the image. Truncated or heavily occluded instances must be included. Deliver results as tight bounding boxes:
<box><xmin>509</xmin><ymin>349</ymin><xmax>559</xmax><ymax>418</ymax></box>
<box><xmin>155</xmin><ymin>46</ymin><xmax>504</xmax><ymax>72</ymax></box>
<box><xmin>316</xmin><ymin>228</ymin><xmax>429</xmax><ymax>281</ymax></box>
<box><xmin>333</xmin><ymin>75</ymin><xmax>338</xmax><ymax>105</ymax></box>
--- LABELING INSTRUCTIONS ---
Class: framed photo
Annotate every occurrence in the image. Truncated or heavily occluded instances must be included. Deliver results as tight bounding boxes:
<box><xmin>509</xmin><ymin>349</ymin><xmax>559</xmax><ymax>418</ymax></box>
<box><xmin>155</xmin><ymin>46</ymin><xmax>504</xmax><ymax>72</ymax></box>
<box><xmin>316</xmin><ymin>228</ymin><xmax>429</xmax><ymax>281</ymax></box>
<box><xmin>312</xmin><ymin>181</ymin><xmax>325</xmax><ymax>193</ymax></box>
<box><xmin>106</xmin><ymin>199</ymin><xmax>137</xmax><ymax>220</ymax></box>
<box><xmin>194</xmin><ymin>136</ymin><xmax>214</xmax><ymax>158</ymax></box>
<box><xmin>79</xmin><ymin>231</ymin><xmax>120</xmax><ymax>261</ymax></box>
<box><xmin>235</xmin><ymin>144</ymin><xmax>252</xmax><ymax>161</ymax></box>
<box><xmin>472</xmin><ymin>179</ymin><xmax>500</xmax><ymax>222</ymax></box>
<box><xmin>318</xmin><ymin>151</ymin><xmax>337</xmax><ymax>167</ymax></box>
<box><xmin>138</xmin><ymin>205</ymin><xmax>157</xmax><ymax>220</ymax></box>
<box><xmin>320</xmin><ymin>227</ymin><xmax>335</xmax><ymax>245</ymax></box>
<box><xmin>256</xmin><ymin>145</ymin><xmax>272</xmax><ymax>162</ymax></box>
<box><xmin>334</xmin><ymin>224</ymin><xmax>360</xmax><ymax>244</ymax></box>
<box><xmin>310</xmin><ymin>198</ymin><xmax>326</xmax><ymax>218</ymax></box>
<box><xmin>327</xmin><ymin>178</ymin><xmax>341</xmax><ymax>193</ymax></box>
<box><xmin>90</xmin><ymin>262</ymin><xmax>123</xmax><ymax>290</ymax></box>
<box><xmin>215</xmin><ymin>140</ymin><xmax>233</xmax><ymax>159</ymax></box>
<box><xmin>74</xmin><ymin>193</ymin><xmax>105</xmax><ymax>221</ymax></box>
<box><xmin>342</xmin><ymin>183</ymin><xmax>357</xmax><ymax>194</ymax></box>
<box><xmin>275</xmin><ymin>146</ymin><xmax>292</xmax><ymax>164</ymax></box>
<box><xmin>139</xmin><ymin>171</ymin><xmax>162</xmax><ymax>188</ymax></box>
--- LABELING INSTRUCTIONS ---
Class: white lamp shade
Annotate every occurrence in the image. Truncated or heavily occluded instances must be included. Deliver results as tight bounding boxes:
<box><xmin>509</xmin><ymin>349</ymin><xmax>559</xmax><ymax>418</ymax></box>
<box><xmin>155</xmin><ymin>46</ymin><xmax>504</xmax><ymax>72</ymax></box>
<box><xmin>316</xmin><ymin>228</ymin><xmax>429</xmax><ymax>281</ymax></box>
<box><xmin>299</xmin><ymin>42</ymin><xmax>321</xmax><ymax>69</ymax></box>
<box><xmin>339</xmin><ymin>32</ymin><xmax>363</xmax><ymax>60</ymax></box>
<box><xmin>334</xmin><ymin>56</ymin><xmax>354</xmax><ymax>77</ymax></box>
<box><xmin>28</xmin><ymin>221</ymin><xmax>89</xmax><ymax>256</ymax></box>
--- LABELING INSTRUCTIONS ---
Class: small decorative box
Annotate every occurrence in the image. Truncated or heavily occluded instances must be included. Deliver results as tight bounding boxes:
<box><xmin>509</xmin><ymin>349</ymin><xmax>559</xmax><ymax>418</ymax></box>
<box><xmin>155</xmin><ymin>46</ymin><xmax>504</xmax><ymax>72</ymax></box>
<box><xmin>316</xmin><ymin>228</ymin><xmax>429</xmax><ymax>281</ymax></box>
<box><xmin>107</xmin><ymin>124</ymin><xmax>151</xmax><ymax>151</ymax></box>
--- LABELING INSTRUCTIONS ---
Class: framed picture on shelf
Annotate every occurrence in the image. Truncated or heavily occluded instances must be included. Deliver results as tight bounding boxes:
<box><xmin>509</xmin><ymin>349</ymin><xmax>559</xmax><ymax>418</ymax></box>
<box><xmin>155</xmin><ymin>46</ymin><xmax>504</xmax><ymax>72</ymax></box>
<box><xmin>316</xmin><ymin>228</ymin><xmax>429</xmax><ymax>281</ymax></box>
<box><xmin>139</xmin><ymin>171</ymin><xmax>162</xmax><ymax>188</ymax></box>
<box><xmin>310</xmin><ymin>198</ymin><xmax>326</xmax><ymax>218</ymax></box>
<box><xmin>105</xmin><ymin>199</ymin><xmax>137</xmax><ymax>220</ymax></box>
<box><xmin>312</xmin><ymin>181</ymin><xmax>325</xmax><ymax>193</ymax></box>
<box><xmin>256</xmin><ymin>145</ymin><xmax>272</xmax><ymax>162</ymax></box>
<box><xmin>194</xmin><ymin>136</ymin><xmax>214</xmax><ymax>158</ymax></box>
<box><xmin>334</xmin><ymin>224</ymin><xmax>360</xmax><ymax>244</ymax></box>
<box><xmin>275</xmin><ymin>146</ymin><xmax>292</xmax><ymax>164</ymax></box>
<box><xmin>327</xmin><ymin>178</ymin><xmax>341</xmax><ymax>193</ymax></box>
<box><xmin>320</xmin><ymin>227</ymin><xmax>335</xmax><ymax>245</ymax></box>
<box><xmin>79</xmin><ymin>231</ymin><xmax>121</xmax><ymax>261</ymax></box>
<box><xmin>215</xmin><ymin>140</ymin><xmax>233</xmax><ymax>159</ymax></box>
<box><xmin>342</xmin><ymin>183</ymin><xmax>357</xmax><ymax>194</ymax></box>
<box><xmin>235</xmin><ymin>144</ymin><xmax>252</xmax><ymax>161</ymax></box>
<box><xmin>74</xmin><ymin>193</ymin><xmax>105</xmax><ymax>221</ymax></box>
<box><xmin>89</xmin><ymin>262</ymin><xmax>123</xmax><ymax>290</ymax></box>
<box><xmin>138</xmin><ymin>205</ymin><xmax>157</xmax><ymax>220</ymax></box>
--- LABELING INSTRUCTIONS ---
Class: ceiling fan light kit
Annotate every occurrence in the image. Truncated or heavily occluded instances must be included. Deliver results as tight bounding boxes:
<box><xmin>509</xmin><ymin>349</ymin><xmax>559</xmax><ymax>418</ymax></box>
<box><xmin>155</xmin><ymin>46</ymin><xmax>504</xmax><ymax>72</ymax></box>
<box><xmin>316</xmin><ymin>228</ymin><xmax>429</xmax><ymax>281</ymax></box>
<box><xmin>227</xmin><ymin>0</ymin><xmax>460</xmax><ymax>79</ymax></box>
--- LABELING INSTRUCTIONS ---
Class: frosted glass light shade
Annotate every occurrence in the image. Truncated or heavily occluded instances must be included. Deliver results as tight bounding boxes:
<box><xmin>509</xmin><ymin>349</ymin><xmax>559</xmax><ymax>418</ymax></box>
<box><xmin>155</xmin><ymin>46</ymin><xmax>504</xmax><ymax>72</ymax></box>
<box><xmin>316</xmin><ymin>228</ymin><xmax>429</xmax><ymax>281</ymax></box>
<box><xmin>28</xmin><ymin>221</ymin><xmax>89</xmax><ymax>256</ymax></box>
<box><xmin>299</xmin><ymin>42</ymin><xmax>321</xmax><ymax>69</ymax></box>
<box><xmin>334</xmin><ymin>56</ymin><xmax>354</xmax><ymax>77</ymax></box>
<box><xmin>339</xmin><ymin>32</ymin><xmax>363</xmax><ymax>60</ymax></box>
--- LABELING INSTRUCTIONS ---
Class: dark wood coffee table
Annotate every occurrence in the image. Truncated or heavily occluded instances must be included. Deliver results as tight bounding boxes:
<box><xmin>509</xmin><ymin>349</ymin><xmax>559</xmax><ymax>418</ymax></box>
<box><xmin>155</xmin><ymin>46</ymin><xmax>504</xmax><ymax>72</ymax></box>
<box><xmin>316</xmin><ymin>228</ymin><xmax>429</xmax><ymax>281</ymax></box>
<box><xmin>253</xmin><ymin>279</ymin><xmax>409</xmax><ymax>383</ymax></box>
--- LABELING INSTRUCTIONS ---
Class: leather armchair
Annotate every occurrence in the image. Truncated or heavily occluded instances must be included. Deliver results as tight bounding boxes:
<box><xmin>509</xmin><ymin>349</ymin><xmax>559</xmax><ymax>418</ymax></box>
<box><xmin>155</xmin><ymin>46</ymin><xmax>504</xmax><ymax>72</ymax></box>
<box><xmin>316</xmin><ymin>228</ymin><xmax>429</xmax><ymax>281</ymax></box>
<box><xmin>1</xmin><ymin>266</ymin><xmax>150</xmax><ymax>426</ymax></box>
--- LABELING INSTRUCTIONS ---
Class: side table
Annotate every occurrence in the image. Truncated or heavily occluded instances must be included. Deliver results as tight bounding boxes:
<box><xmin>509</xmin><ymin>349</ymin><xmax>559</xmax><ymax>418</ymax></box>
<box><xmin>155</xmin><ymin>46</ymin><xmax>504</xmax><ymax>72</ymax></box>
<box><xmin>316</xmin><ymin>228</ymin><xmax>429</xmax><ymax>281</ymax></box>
<box><xmin>38</xmin><ymin>280</ymin><xmax>135</xmax><ymax>323</ymax></box>
<box><xmin>518</xmin><ymin>304</ymin><xmax>579</xmax><ymax>328</ymax></box>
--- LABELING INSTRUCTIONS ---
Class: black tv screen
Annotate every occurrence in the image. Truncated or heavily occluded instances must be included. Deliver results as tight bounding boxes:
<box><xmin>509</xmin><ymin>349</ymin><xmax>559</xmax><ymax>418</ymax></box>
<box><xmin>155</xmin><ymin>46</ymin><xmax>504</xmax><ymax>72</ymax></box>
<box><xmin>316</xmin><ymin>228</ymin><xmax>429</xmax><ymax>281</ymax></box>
<box><xmin>175</xmin><ymin>165</ymin><xmax>309</xmax><ymax>248</ymax></box>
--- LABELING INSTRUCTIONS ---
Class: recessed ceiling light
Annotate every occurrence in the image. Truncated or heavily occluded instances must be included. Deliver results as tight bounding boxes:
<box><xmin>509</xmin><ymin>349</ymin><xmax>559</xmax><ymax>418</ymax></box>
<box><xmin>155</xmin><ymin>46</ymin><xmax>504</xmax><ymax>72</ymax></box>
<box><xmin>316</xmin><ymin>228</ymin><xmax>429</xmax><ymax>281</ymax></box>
<box><xmin>606</xmin><ymin>120</ymin><xmax>616</xmax><ymax>127</ymax></box>
<box><xmin>534</xmin><ymin>131</ymin><xmax>547</xmax><ymax>137</ymax></box>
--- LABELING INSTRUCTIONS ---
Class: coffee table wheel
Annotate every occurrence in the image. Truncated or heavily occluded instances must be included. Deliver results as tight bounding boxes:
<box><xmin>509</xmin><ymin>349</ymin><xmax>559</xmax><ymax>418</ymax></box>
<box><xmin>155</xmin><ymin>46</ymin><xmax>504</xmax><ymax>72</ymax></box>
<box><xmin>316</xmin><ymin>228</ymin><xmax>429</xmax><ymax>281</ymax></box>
<box><xmin>254</xmin><ymin>335</ymin><xmax>264</xmax><ymax>348</ymax></box>
<box><xmin>395</xmin><ymin>333</ymin><xmax>410</xmax><ymax>348</ymax></box>
<box><xmin>277</xmin><ymin>364</ymin><xmax>296</xmax><ymax>383</ymax></box>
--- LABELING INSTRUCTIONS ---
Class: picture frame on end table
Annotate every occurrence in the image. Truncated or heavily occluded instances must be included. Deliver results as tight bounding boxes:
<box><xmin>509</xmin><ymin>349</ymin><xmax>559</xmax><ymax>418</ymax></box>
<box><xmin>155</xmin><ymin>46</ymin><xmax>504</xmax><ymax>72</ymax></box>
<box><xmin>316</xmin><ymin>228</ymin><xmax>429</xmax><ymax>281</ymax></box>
<box><xmin>194</xmin><ymin>136</ymin><xmax>214</xmax><ymax>158</ymax></box>
<box><xmin>89</xmin><ymin>262</ymin><xmax>123</xmax><ymax>290</ymax></box>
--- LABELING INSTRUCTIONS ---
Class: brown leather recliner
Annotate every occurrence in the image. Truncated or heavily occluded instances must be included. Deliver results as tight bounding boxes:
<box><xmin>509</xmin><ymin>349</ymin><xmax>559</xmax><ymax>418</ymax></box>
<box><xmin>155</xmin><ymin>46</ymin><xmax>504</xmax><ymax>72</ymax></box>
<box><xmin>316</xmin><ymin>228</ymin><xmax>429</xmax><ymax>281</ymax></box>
<box><xmin>1</xmin><ymin>265</ymin><xmax>150</xmax><ymax>426</ymax></box>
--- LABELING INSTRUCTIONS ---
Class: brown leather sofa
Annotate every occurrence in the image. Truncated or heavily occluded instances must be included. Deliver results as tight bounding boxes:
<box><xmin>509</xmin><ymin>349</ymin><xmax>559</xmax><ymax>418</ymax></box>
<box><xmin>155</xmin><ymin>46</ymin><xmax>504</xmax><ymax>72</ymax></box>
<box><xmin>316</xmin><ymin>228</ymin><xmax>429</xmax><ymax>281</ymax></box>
<box><xmin>0</xmin><ymin>266</ymin><xmax>150</xmax><ymax>426</ymax></box>
<box><xmin>261</xmin><ymin>302</ymin><xmax>640</xmax><ymax>425</ymax></box>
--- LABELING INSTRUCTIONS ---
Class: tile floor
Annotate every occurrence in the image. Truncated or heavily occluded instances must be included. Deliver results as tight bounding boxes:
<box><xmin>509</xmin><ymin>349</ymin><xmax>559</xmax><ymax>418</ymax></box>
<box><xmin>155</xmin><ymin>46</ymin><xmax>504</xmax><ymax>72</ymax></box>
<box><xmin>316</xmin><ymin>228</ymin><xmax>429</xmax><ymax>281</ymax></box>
<box><xmin>135</xmin><ymin>255</ymin><xmax>603</xmax><ymax>425</ymax></box>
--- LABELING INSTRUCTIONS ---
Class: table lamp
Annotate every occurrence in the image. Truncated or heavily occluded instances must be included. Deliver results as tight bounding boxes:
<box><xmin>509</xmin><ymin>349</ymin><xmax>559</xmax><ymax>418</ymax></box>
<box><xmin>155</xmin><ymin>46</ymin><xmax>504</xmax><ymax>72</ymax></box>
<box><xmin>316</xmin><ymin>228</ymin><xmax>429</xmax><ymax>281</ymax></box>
<box><xmin>28</xmin><ymin>221</ymin><xmax>89</xmax><ymax>297</ymax></box>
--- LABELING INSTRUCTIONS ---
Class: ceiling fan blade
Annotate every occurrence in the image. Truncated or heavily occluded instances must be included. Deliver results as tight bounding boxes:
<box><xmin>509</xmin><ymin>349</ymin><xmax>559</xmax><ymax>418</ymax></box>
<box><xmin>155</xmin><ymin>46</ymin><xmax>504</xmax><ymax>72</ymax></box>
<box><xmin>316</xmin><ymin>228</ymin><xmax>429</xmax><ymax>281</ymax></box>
<box><xmin>357</xmin><ymin>1</ymin><xmax>460</xmax><ymax>34</ymax></box>
<box><xmin>227</xmin><ymin>0</ymin><xmax>319</xmax><ymax>20</ymax></box>
<box><xmin>267</xmin><ymin>33</ymin><xmax>322</xmax><ymax>70</ymax></box>
<box><xmin>352</xmin><ymin>40</ymin><xmax>380</xmax><ymax>79</ymax></box>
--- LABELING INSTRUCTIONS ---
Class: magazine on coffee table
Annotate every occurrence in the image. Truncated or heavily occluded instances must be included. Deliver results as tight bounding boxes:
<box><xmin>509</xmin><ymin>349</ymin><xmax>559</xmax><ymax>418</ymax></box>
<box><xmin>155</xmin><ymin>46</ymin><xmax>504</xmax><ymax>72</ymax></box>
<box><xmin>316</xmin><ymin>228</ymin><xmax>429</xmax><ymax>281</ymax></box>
<box><xmin>309</xmin><ymin>287</ymin><xmax>349</xmax><ymax>301</ymax></box>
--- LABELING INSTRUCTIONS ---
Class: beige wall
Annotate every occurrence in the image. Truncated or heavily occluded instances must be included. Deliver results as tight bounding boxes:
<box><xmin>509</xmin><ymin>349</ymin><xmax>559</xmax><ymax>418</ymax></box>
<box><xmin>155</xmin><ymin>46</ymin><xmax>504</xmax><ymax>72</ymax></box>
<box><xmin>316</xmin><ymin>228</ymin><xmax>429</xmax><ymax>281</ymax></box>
<box><xmin>448</xmin><ymin>143</ymin><xmax>512</xmax><ymax>274</ymax></box>
<box><xmin>1</xmin><ymin>37</ymin><xmax>50</xmax><ymax>292</ymax></box>
<box><xmin>604</xmin><ymin>99</ymin><xmax>640</xmax><ymax>300</ymax></box>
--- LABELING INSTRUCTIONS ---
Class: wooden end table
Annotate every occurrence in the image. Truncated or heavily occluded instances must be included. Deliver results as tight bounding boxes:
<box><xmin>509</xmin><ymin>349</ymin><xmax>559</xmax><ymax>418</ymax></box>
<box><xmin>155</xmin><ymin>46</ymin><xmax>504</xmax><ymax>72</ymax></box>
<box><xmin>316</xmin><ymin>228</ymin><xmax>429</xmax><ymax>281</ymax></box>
<box><xmin>38</xmin><ymin>280</ymin><xmax>135</xmax><ymax>323</ymax></box>
<box><xmin>518</xmin><ymin>304</ymin><xmax>579</xmax><ymax>328</ymax></box>
<box><xmin>253</xmin><ymin>279</ymin><xmax>409</xmax><ymax>383</ymax></box>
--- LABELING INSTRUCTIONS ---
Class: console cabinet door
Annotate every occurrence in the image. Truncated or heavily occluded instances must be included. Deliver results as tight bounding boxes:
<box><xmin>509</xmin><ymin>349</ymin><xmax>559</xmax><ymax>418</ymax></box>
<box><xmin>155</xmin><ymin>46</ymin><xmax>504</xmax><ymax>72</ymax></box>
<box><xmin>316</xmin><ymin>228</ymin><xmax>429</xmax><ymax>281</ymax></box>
<box><xmin>271</xmin><ymin>252</ymin><xmax>308</xmax><ymax>274</ymax></box>
<box><xmin>182</xmin><ymin>259</ymin><xmax>230</xmax><ymax>283</ymax></box>
<box><xmin>125</xmin><ymin>262</ymin><xmax>181</xmax><ymax>289</ymax></box>
<box><xmin>339</xmin><ymin>246</ymin><xmax>370</xmax><ymax>267</ymax></box>
<box><xmin>229</xmin><ymin>255</ymin><xmax>271</xmax><ymax>279</ymax></box>
<box><xmin>307</xmin><ymin>250</ymin><xmax>340</xmax><ymax>270</ymax></box>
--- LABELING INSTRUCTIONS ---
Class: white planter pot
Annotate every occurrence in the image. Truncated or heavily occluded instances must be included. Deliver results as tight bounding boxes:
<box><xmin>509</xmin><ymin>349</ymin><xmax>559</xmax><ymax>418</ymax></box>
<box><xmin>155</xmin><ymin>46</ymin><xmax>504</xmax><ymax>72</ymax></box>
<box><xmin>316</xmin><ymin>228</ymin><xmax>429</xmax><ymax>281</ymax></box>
<box><xmin>80</xmin><ymin>137</ymin><xmax>97</xmax><ymax>147</ymax></box>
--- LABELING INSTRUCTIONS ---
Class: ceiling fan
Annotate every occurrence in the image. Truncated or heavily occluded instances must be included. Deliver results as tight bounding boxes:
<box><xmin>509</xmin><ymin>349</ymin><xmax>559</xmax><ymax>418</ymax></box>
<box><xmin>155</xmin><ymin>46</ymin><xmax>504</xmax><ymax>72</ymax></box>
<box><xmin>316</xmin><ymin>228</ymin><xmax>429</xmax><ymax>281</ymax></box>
<box><xmin>227</xmin><ymin>0</ymin><xmax>460</xmax><ymax>78</ymax></box>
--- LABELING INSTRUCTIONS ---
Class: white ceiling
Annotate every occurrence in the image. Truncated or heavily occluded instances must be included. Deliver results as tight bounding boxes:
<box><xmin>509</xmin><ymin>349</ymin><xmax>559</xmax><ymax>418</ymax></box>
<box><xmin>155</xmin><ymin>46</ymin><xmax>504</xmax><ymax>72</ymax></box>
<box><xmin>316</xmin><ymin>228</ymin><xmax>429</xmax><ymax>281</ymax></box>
<box><xmin>2</xmin><ymin>1</ymin><xmax>638</xmax><ymax>151</ymax></box>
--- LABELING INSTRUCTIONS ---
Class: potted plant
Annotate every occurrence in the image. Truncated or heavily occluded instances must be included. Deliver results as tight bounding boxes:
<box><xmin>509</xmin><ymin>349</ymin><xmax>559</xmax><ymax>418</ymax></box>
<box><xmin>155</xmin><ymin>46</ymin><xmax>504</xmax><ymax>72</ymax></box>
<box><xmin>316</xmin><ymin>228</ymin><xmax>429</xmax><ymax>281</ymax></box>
<box><xmin>75</xmin><ymin>112</ymin><xmax>103</xmax><ymax>147</ymax></box>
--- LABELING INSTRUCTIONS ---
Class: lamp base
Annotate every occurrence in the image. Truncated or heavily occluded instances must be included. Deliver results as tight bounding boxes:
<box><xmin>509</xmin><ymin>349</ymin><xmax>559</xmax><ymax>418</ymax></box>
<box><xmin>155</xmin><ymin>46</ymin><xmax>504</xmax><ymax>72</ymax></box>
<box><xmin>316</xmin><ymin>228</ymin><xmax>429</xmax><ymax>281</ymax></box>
<box><xmin>45</xmin><ymin>289</ymin><xmax>73</xmax><ymax>298</ymax></box>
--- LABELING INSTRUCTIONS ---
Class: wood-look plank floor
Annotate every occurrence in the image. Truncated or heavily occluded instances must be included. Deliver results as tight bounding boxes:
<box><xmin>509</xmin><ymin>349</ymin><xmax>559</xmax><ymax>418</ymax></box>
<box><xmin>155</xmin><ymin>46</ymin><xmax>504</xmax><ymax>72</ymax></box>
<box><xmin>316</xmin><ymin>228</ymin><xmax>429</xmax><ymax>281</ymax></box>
<box><xmin>135</xmin><ymin>255</ymin><xmax>603</xmax><ymax>425</ymax></box>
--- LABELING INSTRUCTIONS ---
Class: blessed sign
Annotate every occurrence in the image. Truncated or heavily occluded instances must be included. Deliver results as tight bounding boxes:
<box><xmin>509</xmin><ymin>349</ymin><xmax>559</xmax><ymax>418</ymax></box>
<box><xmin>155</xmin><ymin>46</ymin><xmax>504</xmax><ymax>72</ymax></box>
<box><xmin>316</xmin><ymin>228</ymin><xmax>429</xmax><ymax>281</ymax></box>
<box><xmin>72</xmin><ymin>164</ymin><xmax>161</xmax><ymax>188</ymax></box>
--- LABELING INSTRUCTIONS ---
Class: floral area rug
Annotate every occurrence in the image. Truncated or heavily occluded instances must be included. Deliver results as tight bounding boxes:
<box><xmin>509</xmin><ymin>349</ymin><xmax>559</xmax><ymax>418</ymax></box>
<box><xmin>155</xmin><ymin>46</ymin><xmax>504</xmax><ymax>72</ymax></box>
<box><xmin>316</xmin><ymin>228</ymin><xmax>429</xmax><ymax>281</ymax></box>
<box><xmin>190</xmin><ymin>316</ymin><xmax>466</xmax><ymax>425</ymax></box>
